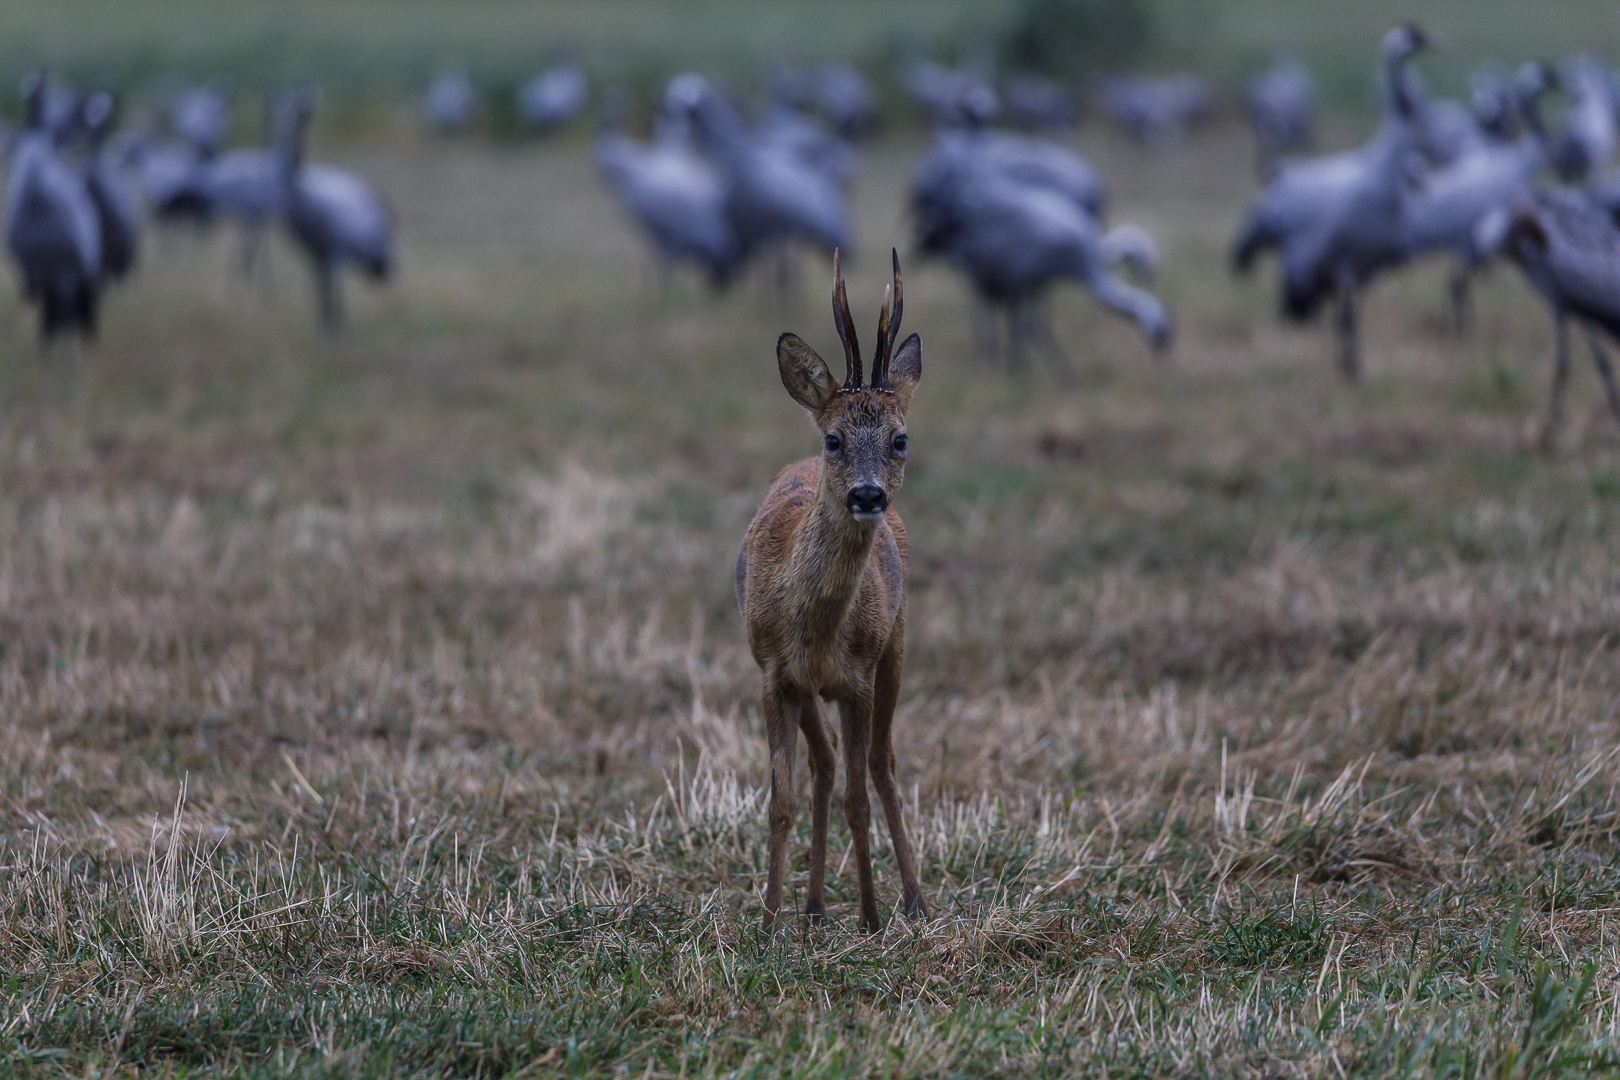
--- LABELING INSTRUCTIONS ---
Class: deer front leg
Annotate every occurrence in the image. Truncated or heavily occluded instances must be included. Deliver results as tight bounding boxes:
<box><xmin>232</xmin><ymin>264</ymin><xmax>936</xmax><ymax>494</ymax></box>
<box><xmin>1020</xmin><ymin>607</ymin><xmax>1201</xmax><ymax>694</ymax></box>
<box><xmin>839</xmin><ymin>690</ymin><xmax>881</xmax><ymax>932</ymax></box>
<box><xmin>761</xmin><ymin>680</ymin><xmax>799</xmax><ymax>933</ymax></box>
<box><xmin>870</xmin><ymin>633</ymin><xmax>927</xmax><ymax>920</ymax></box>
<box><xmin>799</xmin><ymin>697</ymin><xmax>836</xmax><ymax>921</ymax></box>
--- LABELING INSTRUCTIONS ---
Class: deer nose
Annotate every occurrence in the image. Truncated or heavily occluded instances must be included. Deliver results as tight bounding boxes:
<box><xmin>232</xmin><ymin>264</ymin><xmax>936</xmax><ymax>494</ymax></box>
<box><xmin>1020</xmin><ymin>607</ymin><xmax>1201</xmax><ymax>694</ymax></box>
<box><xmin>846</xmin><ymin>484</ymin><xmax>888</xmax><ymax>518</ymax></box>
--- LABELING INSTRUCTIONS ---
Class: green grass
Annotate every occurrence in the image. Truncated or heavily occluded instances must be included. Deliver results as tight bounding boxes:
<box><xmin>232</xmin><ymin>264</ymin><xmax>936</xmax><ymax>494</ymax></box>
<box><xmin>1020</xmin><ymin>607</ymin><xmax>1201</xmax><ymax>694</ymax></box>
<box><xmin>2</xmin><ymin>0</ymin><xmax>1618</xmax><ymax>117</ymax></box>
<box><xmin>3</xmin><ymin>69</ymin><xmax>1620</xmax><ymax>1080</ymax></box>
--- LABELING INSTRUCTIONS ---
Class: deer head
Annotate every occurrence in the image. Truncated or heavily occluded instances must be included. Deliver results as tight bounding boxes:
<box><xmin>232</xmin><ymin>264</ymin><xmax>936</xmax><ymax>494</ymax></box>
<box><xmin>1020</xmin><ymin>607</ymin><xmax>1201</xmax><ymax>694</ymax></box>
<box><xmin>777</xmin><ymin>249</ymin><xmax>922</xmax><ymax>522</ymax></box>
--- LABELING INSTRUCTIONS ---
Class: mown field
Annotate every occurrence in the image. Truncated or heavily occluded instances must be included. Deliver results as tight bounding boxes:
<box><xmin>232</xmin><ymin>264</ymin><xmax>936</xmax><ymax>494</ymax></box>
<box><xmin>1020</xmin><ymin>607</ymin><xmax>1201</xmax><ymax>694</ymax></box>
<box><xmin>4</xmin><ymin>69</ymin><xmax>1620</xmax><ymax>1080</ymax></box>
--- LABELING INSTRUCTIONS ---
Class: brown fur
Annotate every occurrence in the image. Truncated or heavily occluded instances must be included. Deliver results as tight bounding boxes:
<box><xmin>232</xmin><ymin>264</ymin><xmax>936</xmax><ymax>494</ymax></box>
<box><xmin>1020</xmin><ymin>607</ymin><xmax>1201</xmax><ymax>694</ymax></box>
<box><xmin>736</xmin><ymin>328</ymin><xmax>926</xmax><ymax>933</ymax></box>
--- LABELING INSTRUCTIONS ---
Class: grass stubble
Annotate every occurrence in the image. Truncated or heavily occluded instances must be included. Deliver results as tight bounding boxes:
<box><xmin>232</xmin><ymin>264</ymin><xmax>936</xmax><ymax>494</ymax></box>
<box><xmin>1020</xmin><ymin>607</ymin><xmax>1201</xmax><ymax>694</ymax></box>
<box><xmin>2</xmin><ymin>128</ymin><xmax>1620</xmax><ymax>1077</ymax></box>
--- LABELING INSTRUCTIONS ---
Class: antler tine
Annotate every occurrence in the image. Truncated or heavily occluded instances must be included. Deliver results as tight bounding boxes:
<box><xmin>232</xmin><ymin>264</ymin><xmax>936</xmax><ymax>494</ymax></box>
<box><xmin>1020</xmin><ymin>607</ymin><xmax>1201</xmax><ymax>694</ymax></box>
<box><xmin>831</xmin><ymin>249</ymin><xmax>862</xmax><ymax>390</ymax></box>
<box><xmin>872</xmin><ymin>284</ymin><xmax>892</xmax><ymax>389</ymax></box>
<box><xmin>876</xmin><ymin>248</ymin><xmax>904</xmax><ymax>389</ymax></box>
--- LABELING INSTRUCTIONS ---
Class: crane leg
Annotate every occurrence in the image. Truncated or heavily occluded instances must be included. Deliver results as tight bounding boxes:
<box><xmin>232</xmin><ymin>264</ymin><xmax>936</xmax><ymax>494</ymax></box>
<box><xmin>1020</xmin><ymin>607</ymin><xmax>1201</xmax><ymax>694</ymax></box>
<box><xmin>1006</xmin><ymin>300</ymin><xmax>1030</xmax><ymax>377</ymax></box>
<box><xmin>1581</xmin><ymin>326</ymin><xmax>1620</xmax><ymax>429</ymax></box>
<box><xmin>317</xmin><ymin>263</ymin><xmax>342</xmax><ymax>333</ymax></box>
<box><xmin>1031</xmin><ymin>297</ymin><xmax>1075</xmax><ymax>383</ymax></box>
<box><xmin>972</xmin><ymin>299</ymin><xmax>1002</xmax><ymax>368</ymax></box>
<box><xmin>39</xmin><ymin>290</ymin><xmax>62</xmax><ymax>341</ymax></box>
<box><xmin>1448</xmin><ymin>268</ymin><xmax>1471</xmax><ymax>337</ymax></box>
<box><xmin>1334</xmin><ymin>280</ymin><xmax>1360</xmax><ymax>382</ymax></box>
<box><xmin>1540</xmin><ymin>310</ymin><xmax>1572</xmax><ymax>453</ymax></box>
<box><xmin>239</xmin><ymin>226</ymin><xmax>261</xmax><ymax>278</ymax></box>
<box><xmin>78</xmin><ymin>285</ymin><xmax>98</xmax><ymax>341</ymax></box>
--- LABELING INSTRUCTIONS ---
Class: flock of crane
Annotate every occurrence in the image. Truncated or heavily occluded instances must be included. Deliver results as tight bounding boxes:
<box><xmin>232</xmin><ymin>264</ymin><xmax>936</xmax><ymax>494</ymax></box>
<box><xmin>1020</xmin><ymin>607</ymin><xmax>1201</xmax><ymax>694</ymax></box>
<box><xmin>1236</xmin><ymin>24</ymin><xmax>1620</xmax><ymax>444</ymax></box>
<box><xmin>7</xmin><ymin>23</ymin><xmax>1620</xmax><ymax>447</ymax></box>
<box><xmin>4</xmin><ymin>73</ymin><xmax>392</xmax><ymax>337</ymax></box>
<box><xmin>595</xmin><ymin>26</ymin><xmax>1620</xmax><ymax>441</ymax></box>
<box><xmin>596</xmin><ymin>59</ymin><xmax>1176</xmax><ymax>370</ymax></box>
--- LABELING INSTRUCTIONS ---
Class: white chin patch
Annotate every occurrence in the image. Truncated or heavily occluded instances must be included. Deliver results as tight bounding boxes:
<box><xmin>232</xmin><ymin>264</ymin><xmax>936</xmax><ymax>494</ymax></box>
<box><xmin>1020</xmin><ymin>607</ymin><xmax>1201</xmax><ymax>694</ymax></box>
<box><xmin>850</xmin><ymin>510</ymin><xmax>885</xmax><ymax>522</ymax></box>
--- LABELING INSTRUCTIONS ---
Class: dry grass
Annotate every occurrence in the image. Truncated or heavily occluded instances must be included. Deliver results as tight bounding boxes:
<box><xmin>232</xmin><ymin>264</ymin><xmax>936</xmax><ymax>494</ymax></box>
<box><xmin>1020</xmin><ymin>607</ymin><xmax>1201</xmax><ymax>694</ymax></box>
<box><xmin>3</xmin><ymin>126</ymin><xmax>1620</xmax><ymax>1077</ymax></box>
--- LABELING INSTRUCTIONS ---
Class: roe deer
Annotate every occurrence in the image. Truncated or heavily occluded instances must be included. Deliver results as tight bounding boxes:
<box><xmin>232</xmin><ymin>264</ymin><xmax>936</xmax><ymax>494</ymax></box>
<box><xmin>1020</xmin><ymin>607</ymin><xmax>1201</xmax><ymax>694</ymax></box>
<box><xmin>736</xmin><ymin>248</ymin><xmax>926</xmax><ymax>932</ymax></box>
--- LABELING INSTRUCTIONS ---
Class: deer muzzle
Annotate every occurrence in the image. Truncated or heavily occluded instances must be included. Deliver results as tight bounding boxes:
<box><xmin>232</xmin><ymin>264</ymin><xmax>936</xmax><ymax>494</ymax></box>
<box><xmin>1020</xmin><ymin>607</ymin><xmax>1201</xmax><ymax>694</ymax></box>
<box><xmin>846</xmin><ymin>484</ymin><xmax>888</xmax><ymax>521</ymax></box>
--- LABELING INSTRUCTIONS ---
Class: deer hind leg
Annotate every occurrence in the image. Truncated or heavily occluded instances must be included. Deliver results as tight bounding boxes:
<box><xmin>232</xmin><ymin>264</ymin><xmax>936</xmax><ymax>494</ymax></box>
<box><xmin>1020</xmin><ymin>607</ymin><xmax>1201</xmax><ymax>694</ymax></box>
<box><xmin>869</xmin><ymin>631</ymin><xmax>927</xmax><ymax>920</ymax></box>
<box><xmin>798</xmin><ymin>696</ymin><xmax>836</xmax><ymax>921</ymax></box>
<box><xmin>838</xmin><ymin>691</ymin><xmax>881</xmax><ymax>932</ymax></box>
<box><xmin>761</xmin><ymin>681</ymin><xmax>800</xmax><ymax>933</ymax></box>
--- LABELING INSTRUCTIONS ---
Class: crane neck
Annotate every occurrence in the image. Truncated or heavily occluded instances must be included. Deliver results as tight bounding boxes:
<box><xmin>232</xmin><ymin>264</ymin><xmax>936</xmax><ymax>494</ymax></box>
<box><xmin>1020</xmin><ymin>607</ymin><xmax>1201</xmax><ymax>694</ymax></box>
<box><xmin>1517</xmin><ymin>85</ymin><xmax>1549</xmax><ymax>143</ymax></box>
<box><xmin>1384</xmin><ymin>48</ymin><xmax>1423</xmax><ymax>124</ymax></box>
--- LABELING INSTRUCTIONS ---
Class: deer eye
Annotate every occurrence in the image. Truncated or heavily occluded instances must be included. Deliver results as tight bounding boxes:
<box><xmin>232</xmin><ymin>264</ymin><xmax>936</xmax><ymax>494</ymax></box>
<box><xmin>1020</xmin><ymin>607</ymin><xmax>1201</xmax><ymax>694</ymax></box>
<box><xmin>824</xmin><ymin>432</ymin><xmax>842</xmax><ymax>454</ymax></box>
<box><xmin>892</xmin><ymin>432</ymin><xmax>907</xmax><ymax>455</ymax></box>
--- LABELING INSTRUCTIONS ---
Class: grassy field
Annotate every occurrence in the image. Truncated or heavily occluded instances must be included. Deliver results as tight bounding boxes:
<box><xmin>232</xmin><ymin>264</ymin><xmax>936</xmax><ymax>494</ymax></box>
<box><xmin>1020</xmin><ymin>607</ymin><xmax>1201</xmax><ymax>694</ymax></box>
<box><xmin>5</xmin><ymin>106</ymin><xmax>1620</xmax><ymax>1076</ymax></box>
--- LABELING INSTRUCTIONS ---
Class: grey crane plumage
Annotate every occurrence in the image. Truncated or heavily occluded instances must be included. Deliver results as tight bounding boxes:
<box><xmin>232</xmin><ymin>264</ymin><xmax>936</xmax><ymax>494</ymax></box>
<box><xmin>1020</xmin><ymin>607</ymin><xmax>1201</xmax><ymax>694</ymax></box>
<box><xmin>913</xmin><ymin>126</ymin><xmax>1107</xmax><ymax>230</ymax></box>
<box><xmin>5</xmin><ymin>72</ymin><xmax>102</xmax><ymax>338</ymax></box>
<box><xmin>1588</xmin><ymin>171</ymin><xmax>1620</xmax><ymax>227</ymax></box>
<box><xmin>81</xmin><ymin>91</ymin><xmax>141</xmax><ymax>281</ymax></box>
<box><xmin>124</xmin><ymin>120</ymin><xmax>212</xmax><ymax>222</ymax></box>
<box><xmin>678</xmin><ymin>76</ymin><xmax>852</xmax><ymax>266</ymax></box>
<box><xmin>170</xmin><ymin>79</ymin><xmax>233</xmax><ymax>159</ymax></box>
<box><xmin>1416</xmin><ymin>97</ymin><xmax>1477</xmax><ymax>168</ymax></box>
<box><xmin>912</xmin><ymin>129</ymin><xmax>1168</xmax><ymax>370</ymax></box>
<box><xmin>1232</xmin><ymin>23</ymin><xmax>1431</xmax><ymax>381</ymax></box>
<box><xmin>421</xmin><ymin>71</ymin><xmax>477</xmax><ymax>133</ymax></box>
<box><xmin>1098</xmin><ymin>75</ymin><xmax>1213</xmax><ymax>146</ymax></box>
<box><xmin>753</xmin><ymin>99</ymin><xmax>856</xmax><ymax>190</ymax></box>
<box><xmin>902</xmin><ymin>59</ymin><xmax>999</xmax><ymax>129</ymax></box>
<box><xmin>1402</xmin><ymin>62</ymin><xmax>1554</xmax><ymax>332</ymax></box>
<box><xmin>516</xmin><ymin>65</ymin><xmax>588</xmax><ymax>132</ymax></box>
<box><xmin>807</xmin><ymin>63</ymin><xmax>879</xmax><ymax>140</ymax></box>
<box><xmin>595</xmin><ymin>86</ymin><xmax>738</xmax><ymax>287</ymax></box>
<box><xmin>1479</xmin><ymin>191</ymin><xmax>1620</xmax><ymax>447</ymax></box>
<box><xmin>1393</xmin><ymin>64</ymin><xmax>1484</xmax><ymax>169</ymax></box>
<box><xmin>1245</xmin><ymin>57</ymin><xmax>1315</xmax><ymax>177</ymax></box>
<box><xmin>278</xmin><ymin>89</ymin><xmax>395</xmax><ymax>331</ymax></box>
<box><xmin>769</xmin><ymin>63</ymin><xmax>878</xmax><ymax>140</ymax></box>
<box><xmin>203</xmin><ymin>147</ymin><xmax>282</xmax><ymax>265</ymax></box>
<box><xmin>43</xmin><ymin>84</ymin><xmax>85</xmax><ymax>144</ymax></box>
<box><xmin>1550</xmin><ymin>56</ymin><xmax>1617</xmax><ymax>182</ymax></box>
<box><xmin>196</xmin><ymin>96</ymin><xmax>293</xmax><ymax>272</ymax></box>
<box><xmin>1002</xmin><ymin>73</ymin><xmax>1076</xmax><ymax>133</ymax></box>
<box><xmin>1469</xmin><ymin>65</ymin><xmax>1521</xmax><ymax>142</ymax></box>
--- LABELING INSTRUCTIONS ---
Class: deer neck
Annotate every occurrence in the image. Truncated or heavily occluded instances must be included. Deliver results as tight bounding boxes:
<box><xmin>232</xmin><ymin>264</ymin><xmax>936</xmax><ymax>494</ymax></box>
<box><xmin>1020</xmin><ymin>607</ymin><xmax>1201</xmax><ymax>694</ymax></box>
<box><xmin>787</xmin><ymin>478</ymin><xmax>879</xmax><ymax>640</ymax></box>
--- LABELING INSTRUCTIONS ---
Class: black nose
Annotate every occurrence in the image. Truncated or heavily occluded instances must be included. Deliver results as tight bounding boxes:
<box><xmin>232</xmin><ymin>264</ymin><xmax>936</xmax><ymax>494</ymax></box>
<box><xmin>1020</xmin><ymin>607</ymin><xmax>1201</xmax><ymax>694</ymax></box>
<box><xmin>846</xmin><ymin>485</ymin><xmax>888</xmax><ymax>516</ymax></box>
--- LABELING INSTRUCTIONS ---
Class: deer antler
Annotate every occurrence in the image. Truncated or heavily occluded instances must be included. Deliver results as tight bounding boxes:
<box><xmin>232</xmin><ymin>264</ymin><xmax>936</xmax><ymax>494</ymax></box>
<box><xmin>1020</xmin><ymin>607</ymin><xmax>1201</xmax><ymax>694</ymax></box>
<box><xmin>872</xmin><ymin>249</ymin><xmax>904</xmax><ymax>391</ymax></box>
<box><xmin>831</xmin><ymin>249</ymin><xmax>862</xmax><ymax>391</ymax></box>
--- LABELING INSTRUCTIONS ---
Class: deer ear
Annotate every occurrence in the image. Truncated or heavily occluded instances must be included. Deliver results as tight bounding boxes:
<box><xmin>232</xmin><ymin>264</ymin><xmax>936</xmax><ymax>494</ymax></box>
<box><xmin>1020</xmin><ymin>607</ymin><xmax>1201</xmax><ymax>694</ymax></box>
<box><xmin>777</xmin><ymin>333</ymin><xmax>841</xmax><ymax>414</ymax></box>
<box><xmin>889</xmin><ymin>333</ymin><xmax>922</xmax><ymax>412</ymax></box>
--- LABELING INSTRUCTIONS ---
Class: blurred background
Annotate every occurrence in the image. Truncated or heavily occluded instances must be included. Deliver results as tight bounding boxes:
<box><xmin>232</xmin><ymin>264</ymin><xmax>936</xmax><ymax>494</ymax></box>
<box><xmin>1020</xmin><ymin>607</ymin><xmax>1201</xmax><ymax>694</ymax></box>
<box><xmin>2</xmin><ymin>0</ymin><xmax>1617</xmax><ymax>128</ymax></box>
